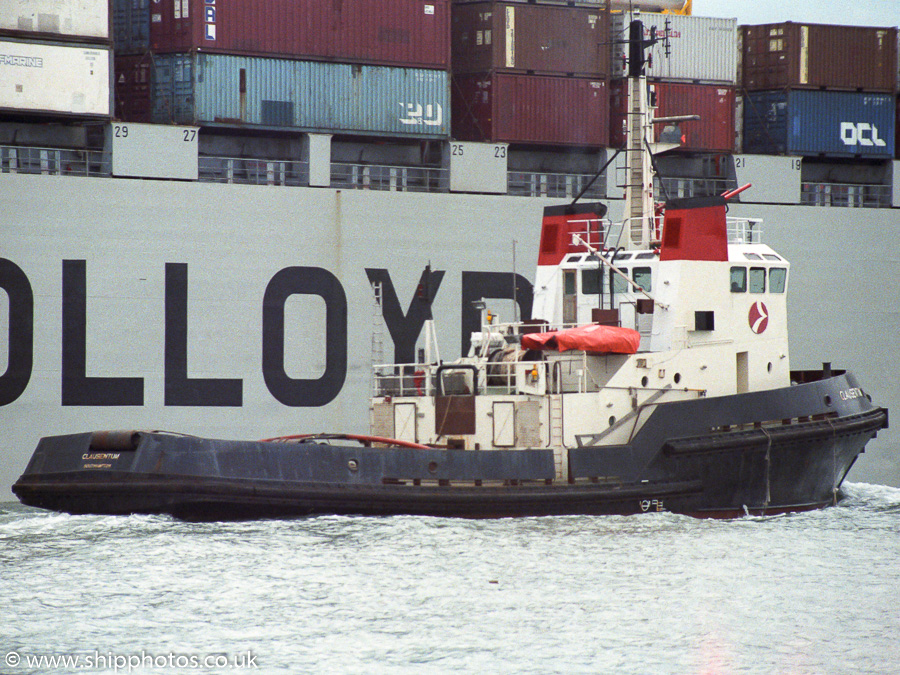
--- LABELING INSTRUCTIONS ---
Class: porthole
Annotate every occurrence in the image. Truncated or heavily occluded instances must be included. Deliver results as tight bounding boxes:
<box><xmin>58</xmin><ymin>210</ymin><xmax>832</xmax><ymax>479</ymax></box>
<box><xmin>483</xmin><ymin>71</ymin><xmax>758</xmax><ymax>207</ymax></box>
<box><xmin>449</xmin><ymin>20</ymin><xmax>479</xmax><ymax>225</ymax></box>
<box><xmin>673</xmin><ymin>373</ymin><xmax>681</xmax><ymax>384</ymax></box>
<box><xmin>608</xmin><ymin>416</ymin><xmax>616</xmax><ymax>427</ymax></box>
<box><xmin>428</xmin><ymin>461</ymin><xmax>438</xmax><ymax>474</ymax></box>
<box><xmin>824</xmin><ymin>395</ymin><xmax>832</xmax><ymax>406</ymax></box>
<box><xmin>348</xmin><ymin>459</ymin><xmax>359</xmax><ymax>472</ymax></box>
<box><xmin>641</xmin><ymin>376</ymin><xmax>649</xmax><ymax>387</ymax></box>
<box><xmin>767</xmin><ymin>362</ymin><xmax>773</xmax><ymax>373</ymax></box>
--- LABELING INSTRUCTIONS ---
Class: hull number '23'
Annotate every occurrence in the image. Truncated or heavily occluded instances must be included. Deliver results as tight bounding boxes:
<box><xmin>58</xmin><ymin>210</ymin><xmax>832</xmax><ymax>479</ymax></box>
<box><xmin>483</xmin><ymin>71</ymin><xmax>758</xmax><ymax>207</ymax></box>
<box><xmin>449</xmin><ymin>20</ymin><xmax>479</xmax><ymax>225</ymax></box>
<box><xmin>0</xmin><ymin>259</ymin><xmax>532</xmax><ymax>408</ymax></box>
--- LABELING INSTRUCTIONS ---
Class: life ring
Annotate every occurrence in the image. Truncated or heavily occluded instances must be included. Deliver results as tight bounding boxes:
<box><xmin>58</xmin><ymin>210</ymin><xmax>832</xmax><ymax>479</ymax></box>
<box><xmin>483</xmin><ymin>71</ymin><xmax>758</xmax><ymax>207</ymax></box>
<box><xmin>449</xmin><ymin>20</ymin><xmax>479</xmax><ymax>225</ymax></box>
<box><xmin>413</xmin><ymin>370</ymin><xmax>425</xmax><ymax>395</ymax></box>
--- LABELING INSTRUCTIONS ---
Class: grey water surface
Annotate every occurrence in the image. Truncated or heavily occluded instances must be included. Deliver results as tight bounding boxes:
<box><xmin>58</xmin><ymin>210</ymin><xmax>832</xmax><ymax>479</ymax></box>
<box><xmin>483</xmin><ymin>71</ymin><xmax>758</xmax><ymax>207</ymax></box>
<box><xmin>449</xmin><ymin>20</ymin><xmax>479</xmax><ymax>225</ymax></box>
<box><xmin>2</xmin><ymin>483</ymin><xmax>899</xmax><ymax>674</ymax></box>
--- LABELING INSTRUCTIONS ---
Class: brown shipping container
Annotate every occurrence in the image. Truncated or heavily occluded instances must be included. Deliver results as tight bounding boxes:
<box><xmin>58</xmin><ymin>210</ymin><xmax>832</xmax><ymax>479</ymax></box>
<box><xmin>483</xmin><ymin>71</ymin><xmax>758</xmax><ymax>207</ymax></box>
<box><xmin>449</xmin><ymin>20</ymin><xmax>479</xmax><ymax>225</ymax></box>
<box><xmin>610</xmin><ymin>80</ymin><xmax>735</xmax><ymax>152</ymax></box>
<box><xmin>741</xmin><ymin>23</ymin><xmax>898</xmax><ymax>93</ymax></box>
<box><xmin>114</xmin><ymin>55</ymin><xmax>153</xmax><ymax>122</ymax></box>
<box><xmin>452</xmin><ymin>2</ymin><xmax>609</xmax><ymax>76</ymax></box>
<box><xmin>452</xmin><ymin>73</ymin><xmax>609</xmax><ymax>146</ymax></box>
<box><xmin>149</xmin><ymin>0</ymin><xmax>450</xmax><ymax>69</ymax></box>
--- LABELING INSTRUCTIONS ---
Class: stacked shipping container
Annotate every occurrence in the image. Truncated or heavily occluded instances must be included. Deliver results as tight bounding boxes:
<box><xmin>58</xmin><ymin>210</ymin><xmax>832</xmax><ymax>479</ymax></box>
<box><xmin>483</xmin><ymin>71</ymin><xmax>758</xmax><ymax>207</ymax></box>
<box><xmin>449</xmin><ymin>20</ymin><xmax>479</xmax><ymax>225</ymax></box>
<box><xmin>0</xmin><ymin>0</ymin><xmax>111</xmax><ymax>118</ymax></box>
<box><xmin>740</xmin><ymin>23</ymin><xmax>898</xmax><ymax>158</ymax></box>
<box><xmin>450</xmin><ymin>1</ymin><xmax>610</xmax><ymax>146</ymax></box>
<box><xmin>610</xmin><ymin>81</ymin><xmax>736</xmax><ymax>153</ymax></box>
<box><xmin>608</xmin><ymin>12</ymin><xmax>738</xmax><ymax>153</ymax></box>
<box><xmin>113</xmin><ymin>0</ymin><xmax>452</xmax><ymax>139</ymax></box>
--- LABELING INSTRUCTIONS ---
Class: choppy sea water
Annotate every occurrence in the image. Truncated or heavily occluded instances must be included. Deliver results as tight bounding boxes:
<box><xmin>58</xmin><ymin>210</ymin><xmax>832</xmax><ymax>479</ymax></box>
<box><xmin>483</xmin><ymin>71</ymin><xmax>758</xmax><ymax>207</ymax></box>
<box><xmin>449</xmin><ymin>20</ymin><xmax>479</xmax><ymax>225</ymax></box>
<box><xmin>2</xmin><ymin>483</ymin><xmax>899</xmax><ymax>675</ymax></box>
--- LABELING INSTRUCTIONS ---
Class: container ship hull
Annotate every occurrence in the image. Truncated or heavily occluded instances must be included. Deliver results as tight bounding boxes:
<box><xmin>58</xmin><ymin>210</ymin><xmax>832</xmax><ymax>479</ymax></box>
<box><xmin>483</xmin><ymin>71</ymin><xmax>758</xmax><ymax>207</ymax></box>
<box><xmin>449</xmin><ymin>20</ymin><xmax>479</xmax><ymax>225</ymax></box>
<box><xmin>13</xmin><ymin>372</ymin><xmax>887</xmax><ymax>519</ymax></box>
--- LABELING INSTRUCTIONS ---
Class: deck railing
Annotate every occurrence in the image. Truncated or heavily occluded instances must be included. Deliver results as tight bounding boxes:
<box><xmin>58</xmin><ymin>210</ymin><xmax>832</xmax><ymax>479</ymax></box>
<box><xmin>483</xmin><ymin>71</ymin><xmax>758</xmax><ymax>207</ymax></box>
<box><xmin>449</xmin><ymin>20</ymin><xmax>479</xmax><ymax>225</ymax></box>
<box><xmin>2</xmin><ymin>144</ymin><xmax>896</xmax><ymax>208</ymax></box>
<box><xmin>507</xmin><ymin>171</ymin><xmax>606</xmax><ymax>199</ymax></box>
<box><xmin>331</xmin><ymin>163</ymin><xmax>449</xmax><ymax>193</ymax></box>
<box><xmin>0</xmin><ymin>146</ymin><xmax>111</xmax><ymax>177</ymax></box>
<box><xmin>800</xmin><ymin>182</ymin><xmax>892</xmax><ymax>209</ymax></box>
<box><xmin>198</xmin><ymin>156</ymin><xmax>309</xmax><ymax>186</ymax></box>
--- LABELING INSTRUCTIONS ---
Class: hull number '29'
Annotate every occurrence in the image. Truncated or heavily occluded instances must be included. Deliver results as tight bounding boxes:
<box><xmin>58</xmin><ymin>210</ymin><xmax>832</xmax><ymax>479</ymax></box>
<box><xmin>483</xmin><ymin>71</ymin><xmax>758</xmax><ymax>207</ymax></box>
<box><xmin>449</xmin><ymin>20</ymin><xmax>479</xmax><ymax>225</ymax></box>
<box><xmin>0</xmin><ymin>258</ymin><xmax>532</xmax><ymax>408</ymax></box>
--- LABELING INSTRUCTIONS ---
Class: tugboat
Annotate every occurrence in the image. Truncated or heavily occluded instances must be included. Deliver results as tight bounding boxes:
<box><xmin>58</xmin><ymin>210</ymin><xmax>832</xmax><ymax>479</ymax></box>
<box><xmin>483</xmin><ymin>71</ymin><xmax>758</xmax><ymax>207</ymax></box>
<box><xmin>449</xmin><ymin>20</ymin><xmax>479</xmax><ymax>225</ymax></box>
<box><xmin>12</xmin><ymin>20</ymin><xmax>888</xmax><ymax>520</ymax></box>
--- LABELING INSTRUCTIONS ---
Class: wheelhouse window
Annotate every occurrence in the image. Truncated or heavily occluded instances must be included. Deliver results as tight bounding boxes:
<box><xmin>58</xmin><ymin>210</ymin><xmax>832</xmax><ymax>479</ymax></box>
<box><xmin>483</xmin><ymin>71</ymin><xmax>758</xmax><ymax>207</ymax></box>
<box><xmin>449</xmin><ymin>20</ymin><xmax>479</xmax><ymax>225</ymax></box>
<box><xmin>769</xmin><ymin>267</ymin><xmax>787</xmax><ymax>293</ymax></box>
<box><xmin>581</xmin><ymin>267</ymin><xmax>603</xmax><ymax>295</ymax></box>
<box><xmin>633</xmin><ymin>267</ymin><xmax>652</xmax><ymax>292</ymax></box>
<box><xmin>613</xmin><ymin>268</ymin><xmax>629</xmax><ymax>294</ymax></box>
<box><xmin>749</xmin><ymin>267</ymin><xmax>766</xmax><ymax>293</ymax></box>
<box><xmin>730</xmin><ymin>267</ymin><xmax>747</xmax><ymax>293</ymax></box>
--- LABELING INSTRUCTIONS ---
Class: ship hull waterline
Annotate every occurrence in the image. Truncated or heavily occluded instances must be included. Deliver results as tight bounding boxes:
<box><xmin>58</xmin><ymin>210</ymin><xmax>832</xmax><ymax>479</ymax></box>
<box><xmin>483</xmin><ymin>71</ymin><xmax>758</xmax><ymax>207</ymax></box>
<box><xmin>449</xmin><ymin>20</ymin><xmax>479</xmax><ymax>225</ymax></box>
<box><xmin>13</xmin><ymin>376</ymin><xmax>887</xmax><ymax>521</ymax></box>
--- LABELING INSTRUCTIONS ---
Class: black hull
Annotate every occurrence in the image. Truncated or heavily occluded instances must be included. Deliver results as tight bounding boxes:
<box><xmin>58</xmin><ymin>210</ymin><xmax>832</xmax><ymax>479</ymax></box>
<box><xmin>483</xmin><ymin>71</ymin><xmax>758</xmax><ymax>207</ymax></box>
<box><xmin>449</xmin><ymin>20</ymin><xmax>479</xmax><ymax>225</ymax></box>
<box><xmin>13</xmin><ymin>374</ymin><xmax>888</xmax><ymax>520</ymax></box>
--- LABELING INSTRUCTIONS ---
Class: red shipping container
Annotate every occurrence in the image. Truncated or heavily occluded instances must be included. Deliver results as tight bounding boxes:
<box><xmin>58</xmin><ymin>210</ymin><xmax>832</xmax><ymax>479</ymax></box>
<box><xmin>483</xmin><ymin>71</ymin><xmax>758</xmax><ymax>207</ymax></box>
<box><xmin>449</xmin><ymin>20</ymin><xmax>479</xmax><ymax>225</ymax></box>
<box><xmin>149</xmin><ymin>0</ymin><xmax>451</xmax><ymax>69</ymax></box>
<box><xmin>114</xmin><ymin>54</ymin><xmax>153</xmax><ymax>122</ymax></box>
<box><xmin>452</xmin><ymin>73</ymin><xmax>609</xmax><ymax>146</ymax></box>
<box><xmin>741</xmin><ymin>23</ymin><xmax>898</xmax><ymax>93</ymax></box>
<box><xmin>452</xmin><ymin>2</ymin><xmax>609</xmax><ymax>77</ymax></box>
<box><xmin>610</xmin><ymin>80</ymin><xmax>735</xmax><ymax>153</ymax></box>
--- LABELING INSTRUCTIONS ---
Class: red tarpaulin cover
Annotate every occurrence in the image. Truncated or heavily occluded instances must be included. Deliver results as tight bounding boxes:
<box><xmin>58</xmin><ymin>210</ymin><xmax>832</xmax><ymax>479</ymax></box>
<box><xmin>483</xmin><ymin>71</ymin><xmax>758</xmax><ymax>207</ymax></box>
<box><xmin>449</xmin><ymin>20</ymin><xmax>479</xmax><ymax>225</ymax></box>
<box><xmin>521</xmin><ymin>324</ymin><xmax>641</xmax><ymax>354</ymax></box>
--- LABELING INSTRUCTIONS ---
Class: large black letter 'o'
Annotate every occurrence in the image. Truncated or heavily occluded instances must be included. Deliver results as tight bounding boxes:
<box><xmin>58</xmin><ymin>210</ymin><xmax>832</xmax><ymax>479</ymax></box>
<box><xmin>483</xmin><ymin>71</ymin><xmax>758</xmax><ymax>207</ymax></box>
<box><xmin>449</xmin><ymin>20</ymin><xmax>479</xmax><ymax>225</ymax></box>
<box><xmin>0</xmin><ymin>259</ymin><xmax>33</xmax><ymax>406</ymax></box>
<box><xmin>262</xmin><ymin>267</ymin><xmax>347</xmax><ymax>407</ymax></box>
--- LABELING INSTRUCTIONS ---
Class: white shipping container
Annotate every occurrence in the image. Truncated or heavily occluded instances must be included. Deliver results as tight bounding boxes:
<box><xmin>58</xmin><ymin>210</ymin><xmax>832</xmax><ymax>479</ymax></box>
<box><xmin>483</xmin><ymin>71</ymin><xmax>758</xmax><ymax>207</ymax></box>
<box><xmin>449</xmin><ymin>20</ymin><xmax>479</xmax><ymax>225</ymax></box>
<box><xmin>611</xmin><ymin>12</ymin><xmax>737</xmax><ymax>84</ymax></box>
<box><xmin>0</xmin><ymin>0</ymin><xmax>109</xmax><ymax>41</ymax></box>
<box><xmin>0</xmin><ymin>39</ymin><xmax>110</xmax><ymax>116</ymax></box>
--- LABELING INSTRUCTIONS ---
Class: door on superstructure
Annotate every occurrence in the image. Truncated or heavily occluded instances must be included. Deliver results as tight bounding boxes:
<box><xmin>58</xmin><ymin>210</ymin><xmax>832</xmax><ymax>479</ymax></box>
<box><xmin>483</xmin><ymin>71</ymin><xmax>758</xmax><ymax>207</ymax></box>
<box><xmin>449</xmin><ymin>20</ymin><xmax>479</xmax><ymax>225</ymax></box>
<box><xmin>393</xmin><ymin>403</ymin><xmax>418</xmax><ymax>443</ymax></box>
<box><xmin>563</xmin><ymin>269</ymin><xmax>577</xmax><ymax>325</ymax></box>
<box><xmin>492</xmin><ymin>401</ymin><xmax>516</xmax><ymax>447</ymax></box>
<box><xmin>736</xmin><ymin>352</ymin><xmax>749</xmax><ymax>394</ymax></box>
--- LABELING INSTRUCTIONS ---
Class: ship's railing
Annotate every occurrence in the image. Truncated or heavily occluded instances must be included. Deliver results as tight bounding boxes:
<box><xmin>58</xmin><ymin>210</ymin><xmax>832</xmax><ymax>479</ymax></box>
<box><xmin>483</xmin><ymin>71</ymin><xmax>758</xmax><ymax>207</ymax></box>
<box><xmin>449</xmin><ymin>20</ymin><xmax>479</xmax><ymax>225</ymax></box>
<box><xmin>0</xmin><ymin>145</ymin><xmax>111</xmax><ymax>177</ymax></box>
<box><xmin>372</xmin><ymin>364</ymin><xmax>435</xmax><ymax>398</ymax></box>
<box><xmin>198</xmin><ymin>155</ymin><xmax>309</xmax><ymax>186</ymax></box>
<box><xmin>331</xmin><ymin>163</ymin><xmax>450</xmax><ymax>192</ymax></box>
<box><xmin>800</xmin><ymin>182</ymin><xmax>892</xmax><ymax>209</ymax></box>
<box><xmin>657</xmin><ymin>176</ymin><xmax>735</xmax><ymax>199</ymax></box>
<box><xmin>726</xmin><ymin>217</ymin><xmax>763</xmax><ymax>244</ymax></box>
<box><xmin>507</xmin><ymin>171</ymin><xmax>606</xmax><ymax>199</ymax></box>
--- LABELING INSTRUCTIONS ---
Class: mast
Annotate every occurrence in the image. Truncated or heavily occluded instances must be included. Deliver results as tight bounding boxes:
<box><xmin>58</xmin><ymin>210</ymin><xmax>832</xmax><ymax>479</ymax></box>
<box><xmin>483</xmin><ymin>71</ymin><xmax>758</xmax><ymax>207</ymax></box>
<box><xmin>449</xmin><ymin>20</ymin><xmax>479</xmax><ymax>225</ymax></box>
<box><xmin>622</xmin><ymin>18</ymin><xmax>658</xmax><ymax>250</ymax></box>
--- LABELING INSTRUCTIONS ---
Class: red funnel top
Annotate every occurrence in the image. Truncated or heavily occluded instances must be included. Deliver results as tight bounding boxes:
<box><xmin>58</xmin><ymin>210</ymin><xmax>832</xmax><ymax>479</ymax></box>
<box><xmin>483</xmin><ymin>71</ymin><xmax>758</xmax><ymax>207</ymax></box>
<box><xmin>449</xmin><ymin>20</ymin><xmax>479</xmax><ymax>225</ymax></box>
<box><xmin>538</xmin><ymin>202</ymin><xmax>608</xmax><ymax>266</ymax></box>
<box><xmin>659</xmin><ymin>196</ymin><xmax>729</xmax><ymax>262</ymax></box>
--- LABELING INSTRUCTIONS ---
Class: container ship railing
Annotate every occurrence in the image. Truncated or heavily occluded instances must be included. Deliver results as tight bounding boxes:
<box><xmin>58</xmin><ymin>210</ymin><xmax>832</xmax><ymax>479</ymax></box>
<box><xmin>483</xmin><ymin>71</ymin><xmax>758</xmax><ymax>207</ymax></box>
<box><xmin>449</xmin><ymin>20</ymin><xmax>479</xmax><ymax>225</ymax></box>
<box><xmin>331</xmin><ymin>163</ymin><xmax>449</xmax><ymax>193</ymax></box>
<box><xmin>507</xmin><ymin>171</ymin><xmax>607</xmax><ymax>200</ymax></box>
<box><xmin>801</xmin><ymin>182</ymin><xmax>892</xmax><ymax>209</ymax></box>
<box><xmin>1</xmin><ymin>144</ymin><xmax>895</xmax><ymax>210</ymax></box>
<box><xmin>198</xmin><ymin>156</ymin><xmax>309</xmax><ymax>187</ymax></box>
<box><xmin>0</xmin><ymin>146</ymin><xmax>111</xmax><ymax>178</ymax></box>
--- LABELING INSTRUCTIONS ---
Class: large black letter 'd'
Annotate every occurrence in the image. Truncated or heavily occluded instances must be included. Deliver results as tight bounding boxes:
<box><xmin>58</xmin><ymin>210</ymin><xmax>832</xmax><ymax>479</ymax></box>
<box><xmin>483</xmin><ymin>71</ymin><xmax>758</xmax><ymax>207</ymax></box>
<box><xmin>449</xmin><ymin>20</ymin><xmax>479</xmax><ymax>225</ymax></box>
<box><xmin>61</xmin><ymin>260</ymin><xmax>144</xmax><ymax>406</ymax></box>
<box><xmin>262</xmin><ymin>267</ymin><xmax>347</xmax><ymax>407</ymax></box>
<box><xmin>461</xmin><ymin>271</ymin><xmax>533</xmax><ymax>356</ymax></box>
<box><xmin>0</xmin><ymin>258</ymin><xmax>33</xmax><ymax>406</ymax></box>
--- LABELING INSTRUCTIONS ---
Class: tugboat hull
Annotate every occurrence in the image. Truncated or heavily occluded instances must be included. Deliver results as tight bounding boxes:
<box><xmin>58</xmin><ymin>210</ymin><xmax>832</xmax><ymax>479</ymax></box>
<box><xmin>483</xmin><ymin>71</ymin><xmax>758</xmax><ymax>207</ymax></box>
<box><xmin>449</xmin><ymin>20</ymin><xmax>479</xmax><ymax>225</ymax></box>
<box><xmin>13</xmin><ymin>374</ymin><xmax>887</xmax><ymax>520</ymax></box>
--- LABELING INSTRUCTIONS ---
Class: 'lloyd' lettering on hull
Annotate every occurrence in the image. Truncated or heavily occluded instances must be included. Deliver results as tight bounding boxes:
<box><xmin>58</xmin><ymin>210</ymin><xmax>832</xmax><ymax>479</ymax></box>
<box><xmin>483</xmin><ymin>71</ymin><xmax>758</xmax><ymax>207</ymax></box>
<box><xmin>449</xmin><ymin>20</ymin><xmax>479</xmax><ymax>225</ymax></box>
<box><xmin>0</xmin><ymin>258</ymin><xmax>533</xmax><ymax>408</ymax></box>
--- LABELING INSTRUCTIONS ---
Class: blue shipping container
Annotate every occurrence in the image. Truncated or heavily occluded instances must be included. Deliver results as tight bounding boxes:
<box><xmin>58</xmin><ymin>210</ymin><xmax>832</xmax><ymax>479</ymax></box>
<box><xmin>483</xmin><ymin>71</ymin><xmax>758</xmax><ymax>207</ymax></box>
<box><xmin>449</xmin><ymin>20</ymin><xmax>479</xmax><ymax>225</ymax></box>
<box><xmin>112</xmin><ymin>0</ymin><xmax>150</xmax><ymax>54</ymax></box>
<box><xmin>151</xmin><ymin>53</ymin><xmax>450</xmax><ymax>139</ymax></box>
<box><xmin>743</xmin><ymin>90</ymin><xmax>895</xmax><ymax>158</ymax></box>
